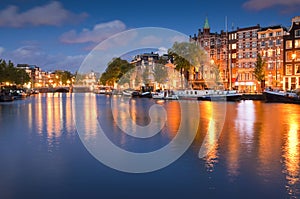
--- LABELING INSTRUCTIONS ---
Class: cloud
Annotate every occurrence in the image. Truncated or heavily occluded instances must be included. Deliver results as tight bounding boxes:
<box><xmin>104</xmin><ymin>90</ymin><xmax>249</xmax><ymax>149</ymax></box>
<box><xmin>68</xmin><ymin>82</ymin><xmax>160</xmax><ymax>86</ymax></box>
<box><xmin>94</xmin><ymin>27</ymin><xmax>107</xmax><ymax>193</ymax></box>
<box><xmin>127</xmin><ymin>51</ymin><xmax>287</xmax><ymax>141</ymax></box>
<box><xmin>0</xmin><ymin>1</ymin><xmax>87</xmax><ymax>27</ymax></box>
<box><xmin>60</xmin><ymin>20</ymin><xmax>126</xmax><ymax>44</ymax></box>
<box><xmin>155</xmin><ymin>47</ymin><xmax>168</xmax><ymax>56</ymax></box>
<box><xmin>2</xmin><ymin>45</ymin><xmax>85</xmax><ymax>72</ymax></box>
<box><xmin>243</xmin><ymin>0</ymin><xmax>300</xmax><ymax>11</ymax></box>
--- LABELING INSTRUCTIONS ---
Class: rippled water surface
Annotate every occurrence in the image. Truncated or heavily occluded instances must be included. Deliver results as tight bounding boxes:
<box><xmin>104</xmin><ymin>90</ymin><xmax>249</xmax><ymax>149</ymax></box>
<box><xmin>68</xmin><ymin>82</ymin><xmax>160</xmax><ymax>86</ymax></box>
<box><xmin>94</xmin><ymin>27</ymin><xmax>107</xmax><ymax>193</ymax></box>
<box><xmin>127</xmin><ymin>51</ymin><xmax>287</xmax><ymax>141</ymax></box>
<box><xmin>0</xmin><ymin>93</ymin><xmax>299</xmax><ymax>199</ymax></box>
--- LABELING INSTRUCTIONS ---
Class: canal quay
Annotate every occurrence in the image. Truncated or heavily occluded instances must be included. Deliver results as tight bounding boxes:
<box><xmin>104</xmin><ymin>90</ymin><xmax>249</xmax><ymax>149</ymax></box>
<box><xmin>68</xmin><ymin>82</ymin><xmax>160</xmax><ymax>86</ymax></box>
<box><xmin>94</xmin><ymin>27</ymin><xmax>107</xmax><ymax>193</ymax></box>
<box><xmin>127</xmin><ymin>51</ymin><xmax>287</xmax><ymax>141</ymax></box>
<box><xmin>0</xmin><ymin>93</ymin><xmax>299</xmax><ymax>199</ymax></box>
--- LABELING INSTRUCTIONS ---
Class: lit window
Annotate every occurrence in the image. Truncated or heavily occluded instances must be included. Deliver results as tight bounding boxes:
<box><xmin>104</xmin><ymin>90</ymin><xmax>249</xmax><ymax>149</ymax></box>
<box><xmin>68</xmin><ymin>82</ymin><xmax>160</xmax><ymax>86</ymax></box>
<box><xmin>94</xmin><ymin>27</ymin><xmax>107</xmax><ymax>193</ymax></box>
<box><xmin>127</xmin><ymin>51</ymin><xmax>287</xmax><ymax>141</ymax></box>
<box><xmin>252</xmin><ymin>42</ymin><xmax>257</xmax><ymax>47</ymax></box>
<box><xmin>295</xmin><ymin>39</ymin><xmax>300</xmax><ymax>48</ymax></box>
<box><xmin>232</xmin><ymin>53</ymin><xmax>236</xmax><ymax>59</ymax></box>
<box><xmin>246</xmin><ymin>42</ymin><xmax>250</xmax><ymax>48</ymax></box>
<box><xmin>286</xmin><ymin>40</ymin><xmax>293</xmax><ymax>49</ymax></box>
<box><xmin>232</xmin><ymin>44</ymin><xmax>236</xmax><ymax>49</ymax></box>
<box><xmin>286</xmin><ymin>51</ymin><xmax>294</xmax><ymax>62</ymax></box>
<box><xmin>286</xmin><ymin>64</ymin><xmax>293</xmax><ymax>75</ymax></box>
<box><xmin>295</xmin><ymin>64</ymin><xmax>300</xmax><ymax>75</ymax></box>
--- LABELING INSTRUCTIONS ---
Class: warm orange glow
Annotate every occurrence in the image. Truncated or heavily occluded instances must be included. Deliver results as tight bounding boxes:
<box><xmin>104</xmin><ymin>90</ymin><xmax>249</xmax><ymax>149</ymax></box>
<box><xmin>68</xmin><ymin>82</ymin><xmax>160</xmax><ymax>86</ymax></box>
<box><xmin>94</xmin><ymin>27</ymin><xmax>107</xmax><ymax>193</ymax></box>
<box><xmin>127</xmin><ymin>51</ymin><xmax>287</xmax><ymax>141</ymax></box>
<box><xmin>292</xmin><ymin>53</ymin><xmax>297</xmax><ymax>60</ymax></box>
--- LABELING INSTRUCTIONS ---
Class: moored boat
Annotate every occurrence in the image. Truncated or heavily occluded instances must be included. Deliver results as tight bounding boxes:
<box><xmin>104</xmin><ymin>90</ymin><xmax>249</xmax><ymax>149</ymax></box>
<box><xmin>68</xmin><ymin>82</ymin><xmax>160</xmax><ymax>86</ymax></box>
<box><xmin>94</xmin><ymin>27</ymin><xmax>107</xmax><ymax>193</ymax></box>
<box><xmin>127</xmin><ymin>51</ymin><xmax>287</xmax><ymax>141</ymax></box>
<box><xmin>152</xmin><ymin>90</ymin><xmax>178</xmax><ymax>100</ymax></box>
<box><xmin>263</xmin><ymin>90</ymin><xmax>300</xmax><ymax>104</ymax></box>
<box><xmin>197</xmin><ymin>90</ymin><xmax>242</xmax><ymax>102</ymax></box>
<box><xmin>0</xmin><ymin>94</ymin><xmax>14</xmax><ymax>102</ymax></box>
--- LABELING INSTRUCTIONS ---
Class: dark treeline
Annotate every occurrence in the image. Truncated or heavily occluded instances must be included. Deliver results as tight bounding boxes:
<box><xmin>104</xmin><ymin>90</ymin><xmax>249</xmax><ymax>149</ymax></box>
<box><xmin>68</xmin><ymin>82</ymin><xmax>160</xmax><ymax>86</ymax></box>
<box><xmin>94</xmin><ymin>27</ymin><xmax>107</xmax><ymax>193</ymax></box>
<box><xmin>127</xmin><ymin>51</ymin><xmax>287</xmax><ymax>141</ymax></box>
<box><xmin>0</xmin><ymin>59</ymin><xmax>30</xmax><ymax>85</ymax></box>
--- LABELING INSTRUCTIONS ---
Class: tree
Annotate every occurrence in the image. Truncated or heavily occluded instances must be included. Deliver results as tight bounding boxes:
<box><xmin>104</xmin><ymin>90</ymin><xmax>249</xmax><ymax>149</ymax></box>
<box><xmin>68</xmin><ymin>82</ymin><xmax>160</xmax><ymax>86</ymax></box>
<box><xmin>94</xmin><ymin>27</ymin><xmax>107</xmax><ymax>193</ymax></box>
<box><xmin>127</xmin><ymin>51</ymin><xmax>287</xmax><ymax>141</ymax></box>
<box><xmin>153</xmin><ymin>64</ymin><xmax>168</xmax><ymax>85</ymax></box>
<box><xmin>100</xmin><ymin>58</ymin><xmax>134</xmax><ymax>86</ymax></box>
<box><xmin>253</xmin><ymin>54</ymin><xmax>266</xmax><ymax>91</ymax></box>
<box><xmin>168</xmin><ymin>42</ymin><xmax>207</xmax><ymax>88</ymax></box>
<box><xmin>0</xmin><ymin>59</ymin><xmax>30</xmax><ymax>85</ymax></box>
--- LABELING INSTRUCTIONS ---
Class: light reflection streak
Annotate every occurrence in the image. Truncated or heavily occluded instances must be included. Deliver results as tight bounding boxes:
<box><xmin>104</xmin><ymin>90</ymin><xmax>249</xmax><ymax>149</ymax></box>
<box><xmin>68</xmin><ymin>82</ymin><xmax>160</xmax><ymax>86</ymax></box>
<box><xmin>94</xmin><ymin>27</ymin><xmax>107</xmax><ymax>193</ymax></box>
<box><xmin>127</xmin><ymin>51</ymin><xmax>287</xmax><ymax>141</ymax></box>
<box><xmin>283</xmin><ymin>113</ymin><xmax>299</xmax><ymax>197</ymax></box>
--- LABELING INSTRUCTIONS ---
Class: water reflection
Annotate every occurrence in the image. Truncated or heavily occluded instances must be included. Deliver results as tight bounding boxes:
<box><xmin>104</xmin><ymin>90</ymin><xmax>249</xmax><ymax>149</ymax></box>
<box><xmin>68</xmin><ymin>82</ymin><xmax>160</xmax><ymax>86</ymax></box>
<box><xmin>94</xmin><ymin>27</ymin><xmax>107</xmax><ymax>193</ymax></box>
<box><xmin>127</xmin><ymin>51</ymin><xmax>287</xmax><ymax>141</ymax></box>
<box><xmin>283</xmin><ymin>111</ymin><xmax>300</xmax><ymax>197</ymax></box>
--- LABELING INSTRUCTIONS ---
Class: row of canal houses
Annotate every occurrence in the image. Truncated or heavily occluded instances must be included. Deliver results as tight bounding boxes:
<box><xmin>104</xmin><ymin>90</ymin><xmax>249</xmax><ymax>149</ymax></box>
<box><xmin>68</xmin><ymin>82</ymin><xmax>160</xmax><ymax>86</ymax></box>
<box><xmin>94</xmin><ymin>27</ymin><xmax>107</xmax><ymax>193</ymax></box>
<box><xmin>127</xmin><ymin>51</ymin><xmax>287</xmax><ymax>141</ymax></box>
<box><xmin>189</xmin><ymin>16</ymin><xmax>300</xmax><ymax>92</ymax></box>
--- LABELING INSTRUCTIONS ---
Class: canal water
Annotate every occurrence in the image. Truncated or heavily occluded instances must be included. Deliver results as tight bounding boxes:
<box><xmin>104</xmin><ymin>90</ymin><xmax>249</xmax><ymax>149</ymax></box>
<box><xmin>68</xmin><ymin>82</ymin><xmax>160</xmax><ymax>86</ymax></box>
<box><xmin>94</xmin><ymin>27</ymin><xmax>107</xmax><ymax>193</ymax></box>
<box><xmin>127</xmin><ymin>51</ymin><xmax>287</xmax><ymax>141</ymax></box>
<box><xmin>0</xmin><ymin>93</ymin><xmax>299</xmax><ymax>199</ymax></box>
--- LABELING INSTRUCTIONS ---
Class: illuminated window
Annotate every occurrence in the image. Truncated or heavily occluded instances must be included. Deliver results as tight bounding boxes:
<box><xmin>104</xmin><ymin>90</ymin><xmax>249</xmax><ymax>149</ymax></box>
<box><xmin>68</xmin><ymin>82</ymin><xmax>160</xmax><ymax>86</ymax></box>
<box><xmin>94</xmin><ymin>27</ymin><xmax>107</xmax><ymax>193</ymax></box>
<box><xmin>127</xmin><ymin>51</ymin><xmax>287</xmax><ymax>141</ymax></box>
<box><xmin>286</xmin><ymin>64</ymin><xmax>293</xmax><ymax>75</ymax></box>
<box><xmin>268</xmin><ymin>49</ymin><xmax>273</xmax><ymax>57</ymax></box>
<box><xmin>286</xmin><ymin>51</ymin><xmax>293</xmax><ymax>62</ymax></box>
<box><xmin>295</xmin><ymin>64</ymin><xmax>300</xmax><ymax>75</ymax></box>
<box><xmin>286</xmin><ymin>40</ymin><xmax>293</xmax><ymax>49</ymax></box>
<box><xmin>295</xmin><ymin>39</ymin><xmax>300</xmax><ymax>48</ymax></box>
<box><xmin>252</xmin><ymin>42</ymin><xmax>257</xmax><ymax>47</ymax></box>
<box><xmin>252</xmin><ymin>52</ymin><xmax>257</xmax><ymax>58</ymax></box>
<box><xmin>232</xmin><ymin>53</ymin><xmax>236</xmax><ymax>59</ymax></box>
<box><xmin>232</xmin><ymin>44</ymin><xmax>236</xmax><ymax>49</ymax></box>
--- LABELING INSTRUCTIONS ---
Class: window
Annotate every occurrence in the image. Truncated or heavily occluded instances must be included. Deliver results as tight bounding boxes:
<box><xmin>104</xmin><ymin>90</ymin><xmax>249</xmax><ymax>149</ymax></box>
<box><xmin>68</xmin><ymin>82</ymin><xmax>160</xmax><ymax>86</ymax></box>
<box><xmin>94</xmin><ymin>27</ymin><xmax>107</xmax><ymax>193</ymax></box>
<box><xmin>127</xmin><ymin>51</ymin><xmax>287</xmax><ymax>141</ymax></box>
<box><xmin>245</xmin><ymin>52</ymin><xmax>250</xmax><ymax>58</ymax></box>
<box><xmin>269</xmin><ymin>33</ymin><xmax>273</xmax><ymax>37</ymax></box>
<box><xmin>296</xmin><ymin>50</ymin><xmax>300</xmax><ymax>61</ymax></box>
<box><xmin>286</xmin><ymin>51</ymin><xmax>294</xmax><ymax>62</ymax></box>
<box><xmin>232</xmin><ymin>53</ymin><xmax>236</xmax><ymax>59</ymax></box>
<box><xmin>246</xmin><ymin>42</ymin><xmax>250</xmax><ymax>48</ymax></box>
<box><xmin>232</xmin><ymin>43</ymin><xmax>236</xmax><ymax>49</ymax></box>
<box><xmin>252</xmin><ymin>52</ymin><xmax>257</xmax><ymax>58</ymax></box>
<box><xmin>286</xmin><ymin>40</ymin><xmax>293</xmax><ymax>49</ymax></box>
<box><xmin>295</xmin><ymin>29</ymin><xmax>300</xmax><ymax>38</ymax></box>
<box><xmin>276</xmin><ymin>31</ymin><xmax>281</xmax><ymax>36</ymax></box>
<box><xmin>269</xmin><ymin>40</ymin><xmax>273</xmax><ymax>46</ymax></box>
<box><xmin>261</xmin><ymin>33</ymin><xmax>266</xmax><ymax>38</ymax></box>
<box><xmin>252</xmin><ymin>42</ymin><xmax>257</xmax><ymax>48</ymax></box>
<box><xmin>261</xmin><ymin>41</ymin><xmax>266</xmax><ymax>47</ymax></box>
<box><xmin>239</xmin><ymin>43</ymin><xmax>243</xmax><ymax>49</ymax></box>
<box><xmin>276</xmin><ymin>39</ymin><xmax>281</xmax><ymax>45</ymax></box>
<box><xmin>268</xmin><ymin>63</ymin><xmax>274</xmax><ymax>70</ymax></box>
<box><xmin>295</xmin><ymin>39</ymin><xmax>300</xmax><ymax>48</ymax></box>
<box><xmin>245</xmin><ymin>32</ymin><xmax>250</xmax><ymax>38</ymax></box>
<box><xmin>252</xmin><ymin>32</ymin><xmax>257</xmax><ymax>38</ymax></box>
<box><xmin>268</xmin><ymin>49</ymin><xmax>273</xmax><ymax>57</ymax></box>
<box><xmin>286</xmin><ymin>64</ymin><xmax>293</xmax><ymax>75</ymax></box>
<box><xmin>238</xmin><ymin>33</ymin><xmax>243</xmax><ymax>39</ymax></box>
<box><xmin>238</xmin><ymin>53</ymin><xmax>243</xmax><ymax>59</ymax></box>
<box><xmin>295</xmin><ymin>64</ymin><xmax>300</xmax><ymax>75</ymax></box>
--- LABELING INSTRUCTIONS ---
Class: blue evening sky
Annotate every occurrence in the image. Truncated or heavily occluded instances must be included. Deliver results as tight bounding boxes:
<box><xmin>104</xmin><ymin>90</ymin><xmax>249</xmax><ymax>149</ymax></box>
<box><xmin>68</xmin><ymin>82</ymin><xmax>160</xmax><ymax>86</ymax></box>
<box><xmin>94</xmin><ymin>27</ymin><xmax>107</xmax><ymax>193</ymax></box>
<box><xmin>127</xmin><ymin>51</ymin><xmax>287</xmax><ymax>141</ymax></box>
<box><xmin>0</xmin><ymin>0</ymin><xmax>299</xmax><ymax>72</ymax></box>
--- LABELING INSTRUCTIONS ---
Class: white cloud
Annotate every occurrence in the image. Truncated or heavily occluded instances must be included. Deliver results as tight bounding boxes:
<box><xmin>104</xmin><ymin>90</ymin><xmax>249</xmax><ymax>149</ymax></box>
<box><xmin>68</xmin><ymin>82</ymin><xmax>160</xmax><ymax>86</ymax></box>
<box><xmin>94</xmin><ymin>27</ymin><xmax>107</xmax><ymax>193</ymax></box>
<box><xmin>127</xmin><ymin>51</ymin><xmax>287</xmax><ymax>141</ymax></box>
<box><xmin>0</xmin><ymin>1</ymin><xmax>87</xmax><ymax>27</ymax></box>
<box><xmin>60</xmin><ymin>20</ymin><xmax>126</xmax><ymax>44</ymax></box>
<box><xmin>155</xmin><ymin>47</ymin><xmax>168</xmax><ymax>56</ymax></box>
<box><xmin>243</xmin><ymin>0</ymin><xmax>300</xmax><ymax>11</ymax></box>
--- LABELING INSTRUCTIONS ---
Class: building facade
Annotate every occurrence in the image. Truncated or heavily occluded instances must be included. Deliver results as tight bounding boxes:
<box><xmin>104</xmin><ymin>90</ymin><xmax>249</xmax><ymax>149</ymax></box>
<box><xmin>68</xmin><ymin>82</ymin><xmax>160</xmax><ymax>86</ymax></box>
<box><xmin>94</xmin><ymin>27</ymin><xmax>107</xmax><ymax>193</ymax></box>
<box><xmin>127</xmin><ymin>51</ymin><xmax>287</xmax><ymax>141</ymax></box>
<box><xmin>258</xmin><ymin>25</ymin><xmax>287</xmax><ymax>89</ymax></box>
<box><xmin>190</xmin><ymin>17</ymin><xmax>229</xmax><ymax>88</ymax></box>
<box><xmin>283</xmin><ymin>16</ymin><xmax>300</xmax><ymax>90</ymax></box>
<box><xmin>235</xmin><ymin>25</ymin><xmax>260</xmax><ymax>92</ymax></box>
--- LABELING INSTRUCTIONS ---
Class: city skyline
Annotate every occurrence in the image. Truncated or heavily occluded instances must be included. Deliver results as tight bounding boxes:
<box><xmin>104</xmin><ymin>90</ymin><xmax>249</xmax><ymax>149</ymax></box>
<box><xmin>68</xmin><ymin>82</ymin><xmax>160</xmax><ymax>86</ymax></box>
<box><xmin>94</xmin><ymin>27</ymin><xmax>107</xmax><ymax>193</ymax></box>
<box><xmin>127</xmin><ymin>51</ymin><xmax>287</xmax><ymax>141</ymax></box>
<box><xmin>0</xmin><ymin>0</ymin><xmax>299</xmax><ymax>72</ymax></box>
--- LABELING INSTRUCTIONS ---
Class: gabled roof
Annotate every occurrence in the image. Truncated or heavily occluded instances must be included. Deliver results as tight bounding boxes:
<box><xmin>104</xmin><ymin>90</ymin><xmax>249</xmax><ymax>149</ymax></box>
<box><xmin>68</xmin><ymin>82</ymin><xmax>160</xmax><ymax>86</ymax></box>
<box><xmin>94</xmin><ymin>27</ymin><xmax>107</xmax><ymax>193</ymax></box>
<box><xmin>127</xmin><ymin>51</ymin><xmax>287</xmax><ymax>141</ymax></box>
<box><xmin>204</xmin><ymin>17</ymin><xmax>210</xmax><ymax>29</ymax></box>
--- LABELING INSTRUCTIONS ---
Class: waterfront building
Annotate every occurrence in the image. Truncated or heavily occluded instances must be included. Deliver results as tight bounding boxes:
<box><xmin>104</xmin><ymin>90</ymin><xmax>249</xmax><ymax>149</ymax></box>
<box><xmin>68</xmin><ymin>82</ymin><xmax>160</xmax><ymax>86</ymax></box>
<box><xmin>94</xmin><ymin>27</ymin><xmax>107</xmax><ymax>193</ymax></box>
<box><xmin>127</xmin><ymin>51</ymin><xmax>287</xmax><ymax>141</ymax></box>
<box><xmin>190</xmin><ymin>17</ymin><xmax>228</xmax><ymax>89</ymax></box>
<box><xmin>283</xmin><ymin>16</ymin><xmax>300</xmax><ymax>90</ymax></box>
<box><xmin>258</xmin><ymin>25</ymin><xmax>287</xmax><ymax>89</ymax></box>
<box><xmin>234</xmin><ymin>25</ymin><xmax>260</xmax><ymax>92</ymax></box>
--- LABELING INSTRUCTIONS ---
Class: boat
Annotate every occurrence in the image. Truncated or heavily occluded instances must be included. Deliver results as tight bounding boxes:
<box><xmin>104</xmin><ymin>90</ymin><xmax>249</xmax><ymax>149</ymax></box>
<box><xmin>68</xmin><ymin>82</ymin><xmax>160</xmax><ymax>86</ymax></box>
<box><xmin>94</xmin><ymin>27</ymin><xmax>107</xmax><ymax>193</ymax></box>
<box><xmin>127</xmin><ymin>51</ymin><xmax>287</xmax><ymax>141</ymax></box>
<box><xmin>0</xmin><ymin>93</ymin><xmax>14</xmax><ymax>102</ymax></box>
<box><xmin>152</xmin><ymin>90</ymin><xmax>178</xmax><ymax>100</ymax></box>
<box><xmin>174</xmin><ymin>89</ymin><xmax>212</xmax><ymax>100</ymax></box>
<box><xmin>197</xmin><ymin>90</ymin><xmax>242</xmax><ymax>102</ymax></box>
<box><xmin>11</xmin><ymin>89</ymin><xmax>27</xmax><ymax>100</ymax></box>
<box><xmin>122</xmin><ymin>89</ymin><xmax>135</xmax><ymax>96</ymax></box>
<box><xmin>131</xmin><ymin>91</ymin><xmax>152</xmax><ymax>98</ymax></box>
<box><xmin>263</xmin><ymin>90</ymin><xmax>300</xmax><ymax>104</ymax></box>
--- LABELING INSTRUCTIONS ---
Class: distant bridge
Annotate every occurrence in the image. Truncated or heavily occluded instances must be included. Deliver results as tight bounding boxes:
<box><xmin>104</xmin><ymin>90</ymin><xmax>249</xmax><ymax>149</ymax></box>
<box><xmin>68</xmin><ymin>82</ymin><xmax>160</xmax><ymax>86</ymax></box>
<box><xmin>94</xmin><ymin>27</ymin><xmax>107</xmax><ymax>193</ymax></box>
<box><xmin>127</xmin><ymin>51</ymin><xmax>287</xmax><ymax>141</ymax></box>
<box><xmin>37</xmin><ymin>87</ymin><xmax>70</xmax><ymax>93</ymax></box>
